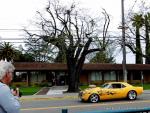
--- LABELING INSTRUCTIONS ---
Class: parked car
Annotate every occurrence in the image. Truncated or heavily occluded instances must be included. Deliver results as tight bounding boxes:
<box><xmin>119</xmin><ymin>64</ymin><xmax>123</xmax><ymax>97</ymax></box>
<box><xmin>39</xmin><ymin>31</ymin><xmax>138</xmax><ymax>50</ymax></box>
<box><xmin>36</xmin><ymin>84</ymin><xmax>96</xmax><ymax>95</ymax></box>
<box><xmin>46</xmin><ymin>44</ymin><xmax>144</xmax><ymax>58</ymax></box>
<box><xmin>79</xmin><ymin>82</ymin><xmax>143</xmax><ymax>103</ymax></box>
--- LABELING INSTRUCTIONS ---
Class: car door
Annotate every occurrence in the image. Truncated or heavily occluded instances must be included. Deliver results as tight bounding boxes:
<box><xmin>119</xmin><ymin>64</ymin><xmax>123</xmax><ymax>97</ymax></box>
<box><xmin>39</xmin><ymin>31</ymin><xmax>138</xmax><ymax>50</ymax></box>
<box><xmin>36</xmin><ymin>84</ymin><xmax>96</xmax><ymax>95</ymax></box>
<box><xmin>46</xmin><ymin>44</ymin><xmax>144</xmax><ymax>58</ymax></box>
<box><xmin>109</xmin><ymin>83</ymin><xmax>126</xmax><ymax>99</ymax></box>
<box><xmin>99</xmin><ymin>84</ymin><xmax>116</xmax><ymax>100</ymax></box>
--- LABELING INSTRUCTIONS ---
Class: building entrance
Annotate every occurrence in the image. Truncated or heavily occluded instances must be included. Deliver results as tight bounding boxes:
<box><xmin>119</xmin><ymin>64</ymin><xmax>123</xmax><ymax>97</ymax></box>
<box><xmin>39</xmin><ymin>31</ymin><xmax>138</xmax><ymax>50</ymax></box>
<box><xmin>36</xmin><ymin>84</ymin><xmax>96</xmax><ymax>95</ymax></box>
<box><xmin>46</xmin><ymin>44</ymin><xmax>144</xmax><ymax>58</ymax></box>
<box><xmin>53</xmin><ymin>72</ymin><xmax>68</xmax><ymax>86</ymax></box>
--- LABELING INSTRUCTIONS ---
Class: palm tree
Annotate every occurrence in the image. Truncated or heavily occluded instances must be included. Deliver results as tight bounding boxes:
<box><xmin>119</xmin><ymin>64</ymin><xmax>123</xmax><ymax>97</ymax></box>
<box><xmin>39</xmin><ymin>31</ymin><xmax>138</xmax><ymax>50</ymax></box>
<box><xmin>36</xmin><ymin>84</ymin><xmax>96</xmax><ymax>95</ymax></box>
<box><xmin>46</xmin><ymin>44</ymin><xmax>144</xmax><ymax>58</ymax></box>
<box><xmin>131</xmin><ymin>14</ymin><xmax>144</xmax><ymax>64</ymax></box>
<box><xmin>0</xmin><ymin>42</ymin><xmax>16</xmax><ymax>61</ymax></box>
<box><xmin>144</xmin><ymin>13</ymin><xmax>150</xmax><ymax>64</ymax></box>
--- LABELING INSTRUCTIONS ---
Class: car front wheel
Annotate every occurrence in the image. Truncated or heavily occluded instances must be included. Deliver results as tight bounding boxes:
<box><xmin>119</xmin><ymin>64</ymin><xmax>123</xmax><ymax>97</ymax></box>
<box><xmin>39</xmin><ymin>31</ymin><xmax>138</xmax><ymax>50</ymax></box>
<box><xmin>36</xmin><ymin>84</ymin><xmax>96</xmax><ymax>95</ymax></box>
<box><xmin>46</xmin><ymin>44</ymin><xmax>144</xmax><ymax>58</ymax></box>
<box><xmin>127</xmin><ymin>90</ymin><xmax>137</xmax><ymax>100</ymax></box>
<box><xmin>89</xmin><ymin>94</ymin><xmax>99</xmax><ymax>103</ymax></box>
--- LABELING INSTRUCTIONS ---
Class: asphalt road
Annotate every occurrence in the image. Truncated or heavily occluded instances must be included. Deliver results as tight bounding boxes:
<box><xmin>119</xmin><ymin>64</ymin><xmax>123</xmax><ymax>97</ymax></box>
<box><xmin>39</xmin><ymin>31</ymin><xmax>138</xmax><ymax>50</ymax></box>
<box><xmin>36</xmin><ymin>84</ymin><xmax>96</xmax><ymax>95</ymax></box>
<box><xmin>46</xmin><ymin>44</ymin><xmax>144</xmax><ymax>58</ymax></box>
<box><xmin>20</xmin><ymin>93</ymin><xmax>150</xmax><ymax>113</ymax></box>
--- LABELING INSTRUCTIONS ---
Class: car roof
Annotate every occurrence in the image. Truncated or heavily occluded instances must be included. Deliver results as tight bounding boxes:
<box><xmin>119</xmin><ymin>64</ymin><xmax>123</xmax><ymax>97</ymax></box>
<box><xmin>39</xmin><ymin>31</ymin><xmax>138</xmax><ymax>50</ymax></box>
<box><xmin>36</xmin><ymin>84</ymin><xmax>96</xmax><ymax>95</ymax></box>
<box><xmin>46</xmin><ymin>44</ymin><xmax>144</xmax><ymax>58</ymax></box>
<box><xmin>107</xmin><ymin>82</ymin><xmax>131</xmax><ymax>86</ymax></box>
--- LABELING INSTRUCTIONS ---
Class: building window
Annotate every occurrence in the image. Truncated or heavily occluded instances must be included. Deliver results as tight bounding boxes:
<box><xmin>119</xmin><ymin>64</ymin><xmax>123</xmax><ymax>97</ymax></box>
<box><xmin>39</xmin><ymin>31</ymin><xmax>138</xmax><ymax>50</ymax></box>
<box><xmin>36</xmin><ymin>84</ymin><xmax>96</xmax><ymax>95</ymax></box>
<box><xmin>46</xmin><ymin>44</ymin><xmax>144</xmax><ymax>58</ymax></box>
<box><xmin>90</xmin><ymin>72</ymin><xmax>102</xmax><ymax>81</ymax></box>
<box><xmin>133</xmin><ymin>72</ymin><xmax>141</xmax><ymax>80</ymax></box>
<box><xmin>104</xmin><ymin>71</ymin><xmax>116</xmax><ymax>80</ymax></box>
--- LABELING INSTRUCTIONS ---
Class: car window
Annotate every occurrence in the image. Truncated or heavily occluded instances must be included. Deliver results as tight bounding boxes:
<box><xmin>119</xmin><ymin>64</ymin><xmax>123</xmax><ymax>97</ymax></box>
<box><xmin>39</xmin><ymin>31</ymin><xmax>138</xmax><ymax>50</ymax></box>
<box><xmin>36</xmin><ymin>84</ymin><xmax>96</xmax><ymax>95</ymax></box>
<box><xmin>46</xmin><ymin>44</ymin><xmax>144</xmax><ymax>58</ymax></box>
<box><xmin>101</xmin><ymin>83</ymin><xmax>108</xmax><ymax>88</ymax></box>
<box><xmin>111</xmin><ymin>83</ymin><xmax>126</xmax><ymax>89</ymax></box>
<box><xmin>112</xmin><ymin>84</ymin><xmax>121</xmax><ymax>88</ymax></box>
<box><xmin>101</xmin><ymin>83</ymin><xmax>112</xmax><ymax>89</ymax></box>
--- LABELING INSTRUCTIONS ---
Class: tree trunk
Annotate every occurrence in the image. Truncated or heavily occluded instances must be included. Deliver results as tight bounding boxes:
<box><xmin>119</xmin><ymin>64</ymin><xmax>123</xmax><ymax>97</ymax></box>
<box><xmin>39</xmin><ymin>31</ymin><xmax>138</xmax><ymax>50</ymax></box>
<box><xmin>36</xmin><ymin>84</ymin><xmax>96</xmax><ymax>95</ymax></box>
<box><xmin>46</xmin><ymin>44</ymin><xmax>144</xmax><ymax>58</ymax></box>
<box><xmin>67</xmin><ymin>63</ymin><xmax>79</xmax><ymax>92</ymax></box>
<box><xmin>66</xmin><ymin>47</ymin><xmax>79</xmax><ymax>92</ymax></box>
<box><xmin>135</xmin><ymin>28</ymin><xmax>143</xmax><ymax>64</ymax></box>
<box><xmin>145</xmin><ymin>17</ymin><xmax>150</xmax><ymax>64</ymax></box>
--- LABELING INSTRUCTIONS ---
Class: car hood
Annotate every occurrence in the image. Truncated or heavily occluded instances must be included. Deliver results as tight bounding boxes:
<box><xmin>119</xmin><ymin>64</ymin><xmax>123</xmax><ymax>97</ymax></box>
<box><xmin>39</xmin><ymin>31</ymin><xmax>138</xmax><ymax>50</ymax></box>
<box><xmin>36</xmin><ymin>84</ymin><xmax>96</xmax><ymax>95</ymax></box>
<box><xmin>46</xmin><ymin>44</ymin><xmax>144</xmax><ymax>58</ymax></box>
<box><xmin>83</xmin><ymin>87</ymin><xmax>101</xmax><ymax>92</ymax></box>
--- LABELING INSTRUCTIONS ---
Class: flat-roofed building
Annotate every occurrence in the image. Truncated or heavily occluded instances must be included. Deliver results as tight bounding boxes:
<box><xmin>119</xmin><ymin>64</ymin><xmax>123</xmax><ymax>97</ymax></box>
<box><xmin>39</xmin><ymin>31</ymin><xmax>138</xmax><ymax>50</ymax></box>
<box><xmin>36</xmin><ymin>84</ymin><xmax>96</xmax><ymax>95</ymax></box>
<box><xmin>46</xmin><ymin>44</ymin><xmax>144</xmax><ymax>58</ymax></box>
<box><xmin>13</xmin><ymin>62</ymin><xmax>150</xmax><ymax>86</ymax></box>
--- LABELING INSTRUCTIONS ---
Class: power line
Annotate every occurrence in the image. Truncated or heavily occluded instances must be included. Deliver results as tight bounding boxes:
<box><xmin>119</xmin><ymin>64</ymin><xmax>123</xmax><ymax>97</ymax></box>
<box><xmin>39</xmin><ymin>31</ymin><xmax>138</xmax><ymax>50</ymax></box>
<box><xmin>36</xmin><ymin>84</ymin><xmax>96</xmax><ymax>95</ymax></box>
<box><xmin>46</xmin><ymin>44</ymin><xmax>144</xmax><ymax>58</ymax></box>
<box><xmin>0</xmin><ymin>38</ymin><xmax>26</xmax><ymax>40</ymax></box>
<box><xmin>0</xmin><ymin>28</ymin><xmax>121</xmax><ymax>33</ymax></box>
<box><xmin>0</xmin><ymin>29</ymin><xmax>41</xmax><ymax>31</ymax></box>
<box><xmin>1</xmin><ymin>42</ymin><xmax>25</xmax><ymax>43</ymax></box>
<box><xmin>0</xmin><ymin>36</ymin><xmax>122</xmax><ymax>40</ymax></box>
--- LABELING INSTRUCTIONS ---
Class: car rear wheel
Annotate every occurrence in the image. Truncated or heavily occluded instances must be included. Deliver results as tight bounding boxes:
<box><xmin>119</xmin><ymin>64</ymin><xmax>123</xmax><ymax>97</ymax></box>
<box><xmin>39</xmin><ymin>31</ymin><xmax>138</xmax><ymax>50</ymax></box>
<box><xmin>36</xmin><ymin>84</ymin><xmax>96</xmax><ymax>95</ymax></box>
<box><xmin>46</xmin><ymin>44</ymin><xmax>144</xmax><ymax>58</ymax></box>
<box><xmin>127</xmin><ymin>90</ymin><xmax>137</xmax><ymax>100</ymax></box>
<box><xmin>89</xmin><ymin>94</ymin><xmax>99</xmax><ymax>103</ymax></box>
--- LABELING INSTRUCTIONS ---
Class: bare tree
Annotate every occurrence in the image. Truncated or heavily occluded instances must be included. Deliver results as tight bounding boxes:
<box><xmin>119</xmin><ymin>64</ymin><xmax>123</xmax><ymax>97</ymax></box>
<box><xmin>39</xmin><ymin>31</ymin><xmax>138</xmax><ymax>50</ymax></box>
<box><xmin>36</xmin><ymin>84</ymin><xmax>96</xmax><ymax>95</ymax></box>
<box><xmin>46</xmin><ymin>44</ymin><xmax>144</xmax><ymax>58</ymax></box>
<box><xmin>24</xmin><ymin>30</ymin><xmax>57</xmax><ymax>62</ymax></box>
<box><xmin>25</xmin><ymin>0</ymin><xmax>111</xmax><ymax>92</ymax></box>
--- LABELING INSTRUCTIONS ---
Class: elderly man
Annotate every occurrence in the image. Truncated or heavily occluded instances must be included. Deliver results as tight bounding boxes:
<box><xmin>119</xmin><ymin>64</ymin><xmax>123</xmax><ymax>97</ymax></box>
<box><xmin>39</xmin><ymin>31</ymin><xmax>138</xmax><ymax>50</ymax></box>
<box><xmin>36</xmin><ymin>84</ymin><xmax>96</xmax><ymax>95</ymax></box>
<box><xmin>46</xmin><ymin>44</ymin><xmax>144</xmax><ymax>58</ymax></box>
<box><xmin>0</xmin><ymin>60</ymin><xmax>20</xmax><ymax>113</ymax></box>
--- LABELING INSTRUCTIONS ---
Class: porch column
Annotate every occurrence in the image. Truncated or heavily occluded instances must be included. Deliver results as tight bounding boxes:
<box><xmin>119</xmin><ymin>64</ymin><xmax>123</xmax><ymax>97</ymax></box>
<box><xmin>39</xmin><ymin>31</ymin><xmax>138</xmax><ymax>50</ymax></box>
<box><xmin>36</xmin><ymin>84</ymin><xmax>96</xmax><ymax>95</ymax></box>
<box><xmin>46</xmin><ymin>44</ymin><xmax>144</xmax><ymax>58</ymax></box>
<box><xmin>115</xmin><ymin>71</ymin><xmax>118</xmax><ymax>82</ymax></box>
<box><xmin>130</xmin><ymin>72</ymin><xmax>133</xmax><ymax>84</ymax></box>
<box><xmin>102</xmin><ymin>72</ymin><xmax>104</xmax><ymax>83</ymax></box>
<box><xmin>27</xmin><ymin>71</ymin><xmax>31</xmax><ymax>86</ymax></box>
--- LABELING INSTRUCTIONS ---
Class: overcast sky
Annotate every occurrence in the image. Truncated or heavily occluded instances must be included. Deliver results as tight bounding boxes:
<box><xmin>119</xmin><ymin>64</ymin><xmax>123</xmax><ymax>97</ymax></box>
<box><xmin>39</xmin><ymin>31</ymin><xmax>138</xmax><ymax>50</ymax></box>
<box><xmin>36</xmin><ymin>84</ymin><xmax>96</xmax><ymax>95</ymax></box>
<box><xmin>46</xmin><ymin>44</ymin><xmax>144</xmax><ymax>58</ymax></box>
<box><xmin>0</xmin><ymin>0</ymin><xmax>148</xmax><ymax>63</ymax></box>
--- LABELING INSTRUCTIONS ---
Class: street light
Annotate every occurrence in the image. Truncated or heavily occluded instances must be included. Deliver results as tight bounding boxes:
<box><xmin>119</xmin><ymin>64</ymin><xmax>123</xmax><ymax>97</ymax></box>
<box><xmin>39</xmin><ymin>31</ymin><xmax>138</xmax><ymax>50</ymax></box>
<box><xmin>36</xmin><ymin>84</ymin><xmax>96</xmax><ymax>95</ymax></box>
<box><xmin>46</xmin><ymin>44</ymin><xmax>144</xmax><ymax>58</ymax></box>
<box><xmin>121</xmin><ymin>0</ymin><xmax>127</xmax><ymax>82</ymax></box>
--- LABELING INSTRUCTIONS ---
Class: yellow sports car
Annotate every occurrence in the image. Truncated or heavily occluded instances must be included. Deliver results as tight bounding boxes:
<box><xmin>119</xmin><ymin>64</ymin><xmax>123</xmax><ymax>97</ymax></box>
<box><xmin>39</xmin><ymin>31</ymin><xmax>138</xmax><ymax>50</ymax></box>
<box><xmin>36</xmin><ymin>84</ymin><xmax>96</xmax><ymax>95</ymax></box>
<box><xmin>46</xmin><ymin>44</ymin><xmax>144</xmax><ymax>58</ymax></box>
<box><xmin>79</xmin><ymin>82</ymin><xmax>143</xmax><ymax>103</ymax></box>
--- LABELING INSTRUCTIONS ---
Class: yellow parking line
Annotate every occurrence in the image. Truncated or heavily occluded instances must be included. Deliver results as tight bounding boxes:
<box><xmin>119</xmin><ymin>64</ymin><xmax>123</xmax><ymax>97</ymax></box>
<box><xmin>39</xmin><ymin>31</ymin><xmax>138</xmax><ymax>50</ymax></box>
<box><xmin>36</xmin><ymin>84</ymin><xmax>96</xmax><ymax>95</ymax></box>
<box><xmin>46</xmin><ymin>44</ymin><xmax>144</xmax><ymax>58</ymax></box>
<box><xmin>21</xmin><ymin>100</ymin><xmax>150</xmax><ymax>111</ymax></box>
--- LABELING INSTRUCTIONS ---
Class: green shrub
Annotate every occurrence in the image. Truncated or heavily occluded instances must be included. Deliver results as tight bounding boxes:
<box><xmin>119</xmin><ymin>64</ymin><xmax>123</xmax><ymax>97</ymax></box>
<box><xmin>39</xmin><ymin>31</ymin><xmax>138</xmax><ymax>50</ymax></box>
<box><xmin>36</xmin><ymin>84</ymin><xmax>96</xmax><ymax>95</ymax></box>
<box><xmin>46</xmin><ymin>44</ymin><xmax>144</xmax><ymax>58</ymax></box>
<box><xmin>11</xmin><ymin>82</ymin><xmax>27</xmax><ymax>87</ymax></box>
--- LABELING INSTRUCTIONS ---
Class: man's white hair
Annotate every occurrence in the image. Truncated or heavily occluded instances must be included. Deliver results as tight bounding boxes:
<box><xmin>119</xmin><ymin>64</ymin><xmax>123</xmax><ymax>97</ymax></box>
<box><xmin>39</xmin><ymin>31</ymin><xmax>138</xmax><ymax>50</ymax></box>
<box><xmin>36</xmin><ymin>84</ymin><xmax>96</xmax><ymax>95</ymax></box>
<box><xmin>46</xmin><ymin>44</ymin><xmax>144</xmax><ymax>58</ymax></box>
<box><xmin>0</xmin><ymin>60</ymin><xmax>15</xmax><ymax>80</ymax></box>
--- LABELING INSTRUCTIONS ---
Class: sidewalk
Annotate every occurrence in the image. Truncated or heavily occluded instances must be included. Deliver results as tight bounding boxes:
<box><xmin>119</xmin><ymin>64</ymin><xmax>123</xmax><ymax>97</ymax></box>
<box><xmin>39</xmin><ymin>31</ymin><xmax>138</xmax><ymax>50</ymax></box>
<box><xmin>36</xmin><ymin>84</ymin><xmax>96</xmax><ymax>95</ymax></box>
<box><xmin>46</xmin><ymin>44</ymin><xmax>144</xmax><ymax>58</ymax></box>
<box><xmin>20</xmin><ymin>86</ymin><xmax>78</xmax><ymax>101</ymax></box>
<box><xmin>36</xmin><ymin>86</ymin><xmax>69</xmax><ymax>95</ymax></box>
<box><xmin>46</xmin><ymin>86</ymin><xmax>68</xmax><ymax>95</ymax></box>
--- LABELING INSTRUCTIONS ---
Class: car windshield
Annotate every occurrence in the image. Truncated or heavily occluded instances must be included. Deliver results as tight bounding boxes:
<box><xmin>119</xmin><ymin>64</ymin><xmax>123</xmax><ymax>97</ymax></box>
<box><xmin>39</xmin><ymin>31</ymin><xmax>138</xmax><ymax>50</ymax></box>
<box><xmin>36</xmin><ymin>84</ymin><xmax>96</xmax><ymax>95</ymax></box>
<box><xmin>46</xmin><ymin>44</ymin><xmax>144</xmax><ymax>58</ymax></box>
<box><xmin>101</xmin><ymin>83</ymin><xmax>111</xmax><ymax>88</ymax></box>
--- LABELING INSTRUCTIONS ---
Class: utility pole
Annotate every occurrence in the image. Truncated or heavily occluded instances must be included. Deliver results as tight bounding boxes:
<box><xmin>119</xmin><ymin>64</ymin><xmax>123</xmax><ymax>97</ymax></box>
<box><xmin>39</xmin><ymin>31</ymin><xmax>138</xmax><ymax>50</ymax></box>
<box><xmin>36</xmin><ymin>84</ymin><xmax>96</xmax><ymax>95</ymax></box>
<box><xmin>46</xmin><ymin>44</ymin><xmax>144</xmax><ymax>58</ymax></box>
<box><xmin>121</xmin><ymin>0</ymin><xmax>127</xmax><ymax>82</ymax></box>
